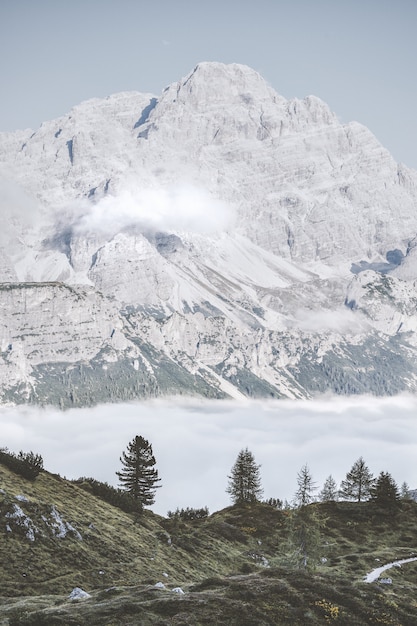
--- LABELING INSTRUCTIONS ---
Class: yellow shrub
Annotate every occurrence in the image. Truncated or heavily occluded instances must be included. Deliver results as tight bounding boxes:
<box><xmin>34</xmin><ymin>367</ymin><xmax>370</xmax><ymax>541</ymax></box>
<box><xmin>314</xmin><ymin>598</ymin><xmax>340</xmax><ymax>620</ymax></box>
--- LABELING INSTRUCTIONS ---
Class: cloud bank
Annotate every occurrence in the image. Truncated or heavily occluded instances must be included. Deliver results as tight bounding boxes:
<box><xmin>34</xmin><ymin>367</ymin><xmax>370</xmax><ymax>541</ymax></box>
<box><xmin>74</xmin><ymin>184</ymin><xmax>235</xmax><ymax>238</ymax></box>
<box><xmin>292</xmin><ymin>308</ymin><xmax>368</xmax><ymax>334</ymax></box>
<box><xmin>1</xmin><ymin>396</ymin><xmax>416</xmax><ymax>516</ymax></box>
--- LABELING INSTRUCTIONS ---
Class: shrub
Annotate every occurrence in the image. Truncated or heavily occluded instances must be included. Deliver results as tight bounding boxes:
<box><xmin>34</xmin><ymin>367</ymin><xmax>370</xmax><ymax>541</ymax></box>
<box><xmin>0</xmin><ymin>448</ymin><xmax>44</xmax><ymax>480</ymax></box>
<box><xmin>263</xmin><ymin>497</ymin><xmax>282</xmax><ymax>509</ymax></box>
<box><xmin>167</xmin><ymin>506</ymin><xmax>209</xmax><ymax>521</ymax></box>
<box><xmin>314</xmin><ymin>598</ymin><xmax>340</xmax><ymax>621</ymax></box>
<box><xmin>17</xmin><ymin>451</ymin><xmax>44</xmax><ymax>479</ymax></box>
<box><xmin>73</xmin><ymin>477</ymin><xmax>140</xmax><ymax>514</ymax></box>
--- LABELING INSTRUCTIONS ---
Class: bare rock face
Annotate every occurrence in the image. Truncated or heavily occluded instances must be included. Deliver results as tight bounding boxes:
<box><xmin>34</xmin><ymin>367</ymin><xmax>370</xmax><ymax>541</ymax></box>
<box><xmin>0</xmin><ymin>282</ymin><xmax>138</xmax><ymax>404</ymax></box>
<box><xmin>1</xmin><ymin>62</ymin><xmax>417</xmax><ymax>405</ymax></box>
<box><xmin>392</xmin><ymin>237</ymin><xmax>417</xmax><ymax>281</ymax></box>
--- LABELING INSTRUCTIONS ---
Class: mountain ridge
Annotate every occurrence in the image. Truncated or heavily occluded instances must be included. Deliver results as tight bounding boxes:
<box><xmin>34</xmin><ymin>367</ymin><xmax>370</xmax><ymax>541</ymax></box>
<box><xmin>1</xmin><ymin>62</ymin><xmax>417</xmax><ymax>405</ymax></box>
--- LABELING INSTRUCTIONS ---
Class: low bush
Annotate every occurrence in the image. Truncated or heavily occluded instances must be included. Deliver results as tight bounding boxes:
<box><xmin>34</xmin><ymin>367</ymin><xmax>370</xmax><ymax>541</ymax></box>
<box><xmin>167</xmin><ymin>506</ymin><xmax>209</xmax><ymax>520</ymax></box>
<box><xmin>73</xmin><ymin>477</ymin><xmax>139</xmax><ymax>514</ymax></box>
<box><xmin>0</xmin><ymin>448</ymin><xmax>44</xmax><ymax>480</ymax></box>
<box><xmin>263</xmin><ymin>497</ymin><xmax>283</xmax><ymax>509</ymax></box>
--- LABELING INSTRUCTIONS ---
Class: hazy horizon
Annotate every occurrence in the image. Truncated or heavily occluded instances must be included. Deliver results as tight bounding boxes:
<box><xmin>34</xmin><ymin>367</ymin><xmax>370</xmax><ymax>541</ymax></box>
<box><xmin>1</xmin><ymin>394</ymin><xmax>416</xmax><ymax>516</ymax></box>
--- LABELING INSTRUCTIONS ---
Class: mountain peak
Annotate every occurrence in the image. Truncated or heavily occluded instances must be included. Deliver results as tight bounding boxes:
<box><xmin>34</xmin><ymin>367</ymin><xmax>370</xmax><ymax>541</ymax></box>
<box><xmin>1</xmin><ymin>62</ymin><xmax>417</xmax><ymax>404</ymax></box>
<box><xmin>187</xmin><ymin>61</ymin><xmax>265</xmax><ymax>82</ymax></box>
<box><xmin>162</xmin><ymin>61</ymin><xmax>285</xmax><ymax>109</ymax></box>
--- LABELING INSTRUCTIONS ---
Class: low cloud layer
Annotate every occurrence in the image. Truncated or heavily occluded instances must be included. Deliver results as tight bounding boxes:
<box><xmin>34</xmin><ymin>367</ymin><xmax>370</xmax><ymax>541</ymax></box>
<box><xmin>292</xmin><ymin>308</ymin><xmax>368</xmax><ymax>333</ymax></box>
<box><xmin>1</xmin><ymin>395</ymin><xmax>416</xmax><ymax>516</ymax></box>
<box><xmin>74</xmin><ymin>184</ymin><xmax>235</xmax><ymax>237</ymax></box>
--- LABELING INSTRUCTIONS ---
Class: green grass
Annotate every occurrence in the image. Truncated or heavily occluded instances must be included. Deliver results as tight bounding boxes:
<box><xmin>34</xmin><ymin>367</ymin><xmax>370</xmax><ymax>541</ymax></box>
<box><xmin>1</xmin><ymin>463</ymin><xmax>417</xmax><ymax>624</ymax></box>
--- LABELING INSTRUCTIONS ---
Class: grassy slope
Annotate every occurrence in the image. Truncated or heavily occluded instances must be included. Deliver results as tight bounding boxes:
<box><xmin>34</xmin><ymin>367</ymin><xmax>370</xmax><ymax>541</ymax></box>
<box><xmin>0</xmin><ymin>464</ymin><xmax>251</xmax><ymax>596</ymax></box>
<box><xmin>1</xmin><ymin>463</ymin><xmax>417</xmax><ymax>624</ymax></box>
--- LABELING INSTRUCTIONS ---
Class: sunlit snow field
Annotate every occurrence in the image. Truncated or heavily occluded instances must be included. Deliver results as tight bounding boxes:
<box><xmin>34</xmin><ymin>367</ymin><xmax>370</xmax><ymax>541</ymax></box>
<box><xmin>1</xmin><ymin>395</ymin><xmax>416</xmax><ymax>516</ymax></box>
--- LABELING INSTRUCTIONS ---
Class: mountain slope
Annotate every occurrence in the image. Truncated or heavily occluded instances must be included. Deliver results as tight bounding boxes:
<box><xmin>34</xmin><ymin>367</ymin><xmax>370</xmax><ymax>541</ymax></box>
<box><xmin>1</xmin><ymin>62</ymin><xmax>417</xmax><ymax>404</ymax></box>
<box><xmin>0</xmin><ymin>461</ymin><xmax>247</xmax><ymax>596</ymax></box>
<box><xmin>2</xmin><ymin>458</ymin><xmax>417</xmax><ymax>624</ymax></box>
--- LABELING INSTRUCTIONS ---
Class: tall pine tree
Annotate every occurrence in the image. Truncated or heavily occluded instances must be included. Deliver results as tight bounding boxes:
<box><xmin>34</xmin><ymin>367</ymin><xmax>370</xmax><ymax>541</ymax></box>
<box><xmin>371</xmin><ymin>471</ymin><xmax>400</xmax><ymax>509</ymax></box>
<box><xmin>226</xmin><ymin>448</ymin><xmax>263</xmax><ymax>504</ymax></box>
<box><xmin>116</xmin><ymin>435</ymin><xmax>161</xmax><ymax>511</ymax></box>
<box><xmin>339</xmin><ymin>457</ymin><xmax>374</xmax><ymax>502</ymax></box>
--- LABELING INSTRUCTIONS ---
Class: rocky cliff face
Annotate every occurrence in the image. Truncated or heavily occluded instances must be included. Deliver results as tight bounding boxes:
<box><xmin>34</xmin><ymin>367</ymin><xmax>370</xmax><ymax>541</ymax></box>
<box><xmin>1</xmin><ymin>62</ymin><xmax>417</xmax><ymax>406</ymax></box>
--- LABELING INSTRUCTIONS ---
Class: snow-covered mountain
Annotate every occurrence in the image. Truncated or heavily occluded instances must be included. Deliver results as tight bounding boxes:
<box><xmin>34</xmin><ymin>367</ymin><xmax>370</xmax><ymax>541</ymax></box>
<box><xmin>1</xmin><ymin>62</ymin><xmax>417</xmax><ymax>406</ymax></box>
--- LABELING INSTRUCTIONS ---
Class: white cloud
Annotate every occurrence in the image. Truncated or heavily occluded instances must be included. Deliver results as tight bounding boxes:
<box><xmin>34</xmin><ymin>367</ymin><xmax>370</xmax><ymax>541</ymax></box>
<box><xmin>74</xmin><ymin>184</ymin><xmax>235</xmax><ymax>238</ymax></box>
<box><xmin>1</xmin><ymin>395</ymin><xmax>416</xmax><ymax>516</ymax></box>
<box><xmin>291</xmin><ymin>308</ymin><xmax>368</xmax><ymax>333</ymax></box>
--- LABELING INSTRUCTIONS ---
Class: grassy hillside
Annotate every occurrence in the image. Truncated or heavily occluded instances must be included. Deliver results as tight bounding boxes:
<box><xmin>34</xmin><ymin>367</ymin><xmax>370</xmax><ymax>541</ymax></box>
<box><xmin>0</xmin><ymin>463</ymin><xmax>252</xmax><ymax>596</ymax></box>
<box><xmin>1</xmin><ymin>461</ymin><xmax>417</xmax><ymax>624</ymax></box>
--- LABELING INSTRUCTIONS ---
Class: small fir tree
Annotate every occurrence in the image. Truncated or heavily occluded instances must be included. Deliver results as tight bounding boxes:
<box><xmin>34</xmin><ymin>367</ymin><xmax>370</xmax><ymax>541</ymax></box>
<box><xmin>289</xmin><ymin>504</ymin><xmax>323</xmax><ymax>569</ymax></box>
<box><xmin>290</xmin><ymin>464</ymin><xmax>321</xmax><ymax>569</ymax></box>
<box><xmin>371</xmin><ymin>471</ymin><xmax>400</xmax><ymax>508</ymax></box>
<box><xmin>319</xmin><ymin>475</ymin><xmax>339</xmax><ymax>502</ymax></box>
<box><xmin>226</xmin><ymin>447</ymin><xmax>263</xmax><ymax>504</ymax></box>
<box><xmin>339</xmin><ymin>457</ymin><xmax>374</xmax><ymax>502</ymax></box>
<box><xmin>294</xmin><ymin>464</ymin><xmax>317</xmax><ymax>507</ymax></box>
<box><xmin>116</xmin><ymin>435</ymin><xmax>161</xmax><ymax>511</ymax></box>
<box><xmin>400</xmin><ymin>481</ymin><xmax>411</xmax><ymax>500</ymax></box>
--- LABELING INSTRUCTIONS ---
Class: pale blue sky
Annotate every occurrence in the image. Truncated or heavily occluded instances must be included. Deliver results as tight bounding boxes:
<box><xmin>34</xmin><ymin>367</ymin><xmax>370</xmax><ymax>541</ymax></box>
<box><xmin>1</xmin><ymin>0</ymin><xmax>416</xmax><ymax>168</ymax></box>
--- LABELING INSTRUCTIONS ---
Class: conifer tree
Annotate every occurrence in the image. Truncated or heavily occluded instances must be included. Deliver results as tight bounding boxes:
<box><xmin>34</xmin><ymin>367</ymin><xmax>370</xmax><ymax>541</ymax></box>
<box><xmin>294</xmin><ymin>464</ymin><xmax>317</xmax><ymax>506</ymax></box>
<box><xmin>290</xmin><ymin>464</ymin><xmax>321</xmax><ymax>569</ymax></box>
<box><xmin>339</xmin><ymin>457</ymin><xmax>374</xmax><ymax>502</ymax></box>
<box><xmin>400</xmin><ymin>481</ymin><xmax>411</xmax><ymax>500</ymax></box>
<box><xmin>319</xmin><ymin>475</ymin><xmax>338</xmax><ymax>502</ymax></box>
<box><xmin>371</xmin><ymin>471</ymin><xmax>400</xmax><ymax>508</ymax></box>
<box><xmin>226</xmin><ymin>447</ymin><xmax>263</xmax><ymax>504</ymax></box>
<box><xmin>116</xmin><ymin>435</ymin><xmax>161</xmax><ymax>511</ymax></box>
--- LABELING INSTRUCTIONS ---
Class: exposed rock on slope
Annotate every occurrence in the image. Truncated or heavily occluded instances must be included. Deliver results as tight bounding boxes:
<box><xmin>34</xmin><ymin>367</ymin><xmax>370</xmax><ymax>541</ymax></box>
<box><xmin>1</xmin><ymin>62</ymin><xmax>417</xmax><ymax>405</ymax></box>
